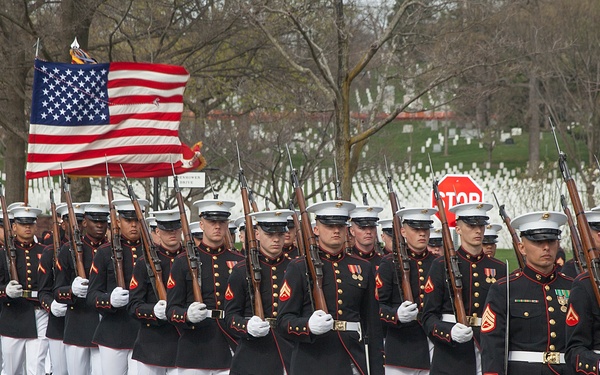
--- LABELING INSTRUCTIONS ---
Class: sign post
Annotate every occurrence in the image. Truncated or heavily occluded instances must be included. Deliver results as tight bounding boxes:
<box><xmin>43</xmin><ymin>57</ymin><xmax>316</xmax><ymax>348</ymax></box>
<box><xmin>431</xmin><ymin>174</ymin><xmax>484</xmax><ymax>227</ymax></box>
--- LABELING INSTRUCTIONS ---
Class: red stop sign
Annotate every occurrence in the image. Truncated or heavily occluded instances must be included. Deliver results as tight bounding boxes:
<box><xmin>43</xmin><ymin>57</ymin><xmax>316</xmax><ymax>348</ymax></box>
<box><xmin>431</xmin><ymin>174</ymin><xmax>484</xmax><ymax>227</ymax></box>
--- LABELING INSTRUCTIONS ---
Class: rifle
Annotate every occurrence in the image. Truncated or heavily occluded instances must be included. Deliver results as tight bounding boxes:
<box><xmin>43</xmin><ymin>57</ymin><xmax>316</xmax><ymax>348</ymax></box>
<box><xmin>171</xmin><ymin>164</ymin><xmax>204</xmax><ymax>305</ymax></box>
<box><xmin>289</xmin><ymin>199</ymin><xmax>305</xmax><ymax>256</ymax></box>
<box><xmin>492</xmin><ymin>193</ymin><xmax>525</xmax><ymax>269</ymax></box>
<box><xmin>121</xmin><ymin>166</ymin><xmax>167</xmax><ymax>301</ymax></box>
<box><xmin>61</xmin><ymin>171</ymin><xmax>87</xmax><ymax>278</ymax></box>
<box><xmin>384</xmin><ymin>157</ymin><xmax>413</xmax><ymax>302</ymax></box>
<box><xmin>555</xmin><ymin>181</ymin><xmax>586</xmax><ymax>274</ymax></box>
<box><xmin>429</xmin><ymin>155</ymin><xmax>467</xmax><ymax>325</ymax></box>
<box><xmin>287</xmin><ymin>145</ymin><xmax>327</xmax><ymax>312</ymax></box>
<box><xmin>106</xmin><ymin>162</ymin><xmax>125</xmax><ymax>288</ymax></box>
<box><xmin>551</xmin><ymin>121</ymin><xmax>600</xmax><ymax>306</ymax></box>
<box><xmin>0</xmin><ymin>184</ymin><xmax>18</xmax><ymax>282</ymax></box>
<box><xmin>48</xmin><ymin>173</ymin><xmax>62</xmax><ymax>272</ymax></box>
<box><xmin>236</xmin><ymin>143</ymin><xmax>264</xmax><ymax>319</ymax></box>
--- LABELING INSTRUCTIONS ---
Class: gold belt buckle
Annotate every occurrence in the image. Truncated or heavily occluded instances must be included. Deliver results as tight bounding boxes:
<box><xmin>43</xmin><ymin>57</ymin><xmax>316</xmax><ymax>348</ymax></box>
<box><xmin>211</xmin><ymin>309</ymin><xmax>225</xmax><ymax>320</ymax></box>
<box><xmin>466</xmin><ymin>316</ymin><xmax>480</xmax><ymax>327</ymax></box>
<box><xmin>543</xmin><ymin>352</ymin><xmax>560</xmax><ymax>364</ymax></box>
<box><xmin>333</xmin><ymin>320</ymin><xmax>347</xmax><ymax>331</ymax></box>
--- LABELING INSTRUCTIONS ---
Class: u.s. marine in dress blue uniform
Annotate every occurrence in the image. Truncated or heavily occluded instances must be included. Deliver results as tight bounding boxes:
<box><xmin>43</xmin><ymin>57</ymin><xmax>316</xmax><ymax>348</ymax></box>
<box><xmin>166</xmin><ymin>200</ymin><xmax>243</xmax><ymax>374</ymax></box>
<box><xmin>87</xmin><ymin>199</ymin><xmax>149</xmax><ymax>374</ymax></box>
<box><xmin>276</xmin><ymin>200</ymin><xmax>384</xmax><ymax>375</ymax></box>
<box><xmin>565</xmin><ymin>208</ymin><xmax>600</xmax><ymax>374</ymax></box>
<box><xmin>422</xmin><ymin>203</ymin><xmax>506</xmax><ymax>375</ymax></box>
<box><xmin>38</xmin><ymin>203</ymin><xmax>82</xmax><ymax>375</ymax></box>
<box><xmin>225</xmin><ymin>209</ymin><xmax>295</xmax><ymax>375</ymax></box>
<box><xmin>481</xmin><ymin>211</ymin><xmax>573</xmax><ymax>375</ymax></box>
<box><xmin>349</xmin><ymin>205</ymin><xmax>384</xmax><ymax>272</ymax></box>
<box><xmin>53</xmin><ymin>203</ymin><xmax>109</xmax><ymax>374</ymax></box>
<box><xmin>128</xmin><ymin>209</ymin><xmax>184</xmax><ymax>374</ymax></box>
<box><xmin>0</xmin><ymin>206</ymin><xmax>48</xmax><ymax>375</ymax></box>
<box><xmin>377</xmin><ymin>207</ymin><xmax>438</xmax><ymax>375</ymax></box>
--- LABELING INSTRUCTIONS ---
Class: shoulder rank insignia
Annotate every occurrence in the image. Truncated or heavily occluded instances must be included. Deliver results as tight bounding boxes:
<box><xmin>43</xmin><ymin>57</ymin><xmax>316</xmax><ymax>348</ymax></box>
<box><xmin>481</xmin><ymin>305</ymin><xmax>496</xmax><ymax>333</ymax></box>
<box><xmin>90</xmin><ymin>262</ymin><xmax>98</xmax><ymax>274</ymax></box>
<box><xmin>166</xmin><ymin>274</ymin><xmax>176</xmax><ymax>289</ymax></box>
<box><xmin>225</xmin><ymin>284</ymin><xmax>234</xmax><ymax>300</ymax></box>
<box><xmin>38</xmin><ymin>264</ymin><xmax>46</xmax><ymax>274</ymax></box>
<box><xmin>375</xmin><ymin>273</ymin><xmax>383</xmax><ymax>289</ymax></box>
<box><xmin>424</xmin><ymin>276</ymin><xmax>434</xmax><ymax>293</ymax></box>
<box><xmin>566</xmin><ymin>304</ymin><xmax>579</xmax><ymax>326</ymax></box>
<box><xmin>279</xmin><ymin>280</ymin><xmax>292</xmax><ymax>301</ymax></box>
<box><xmin>129</xmin><ymin>275</ymin><xmax>138</xmax><ymax>290</ymax></box>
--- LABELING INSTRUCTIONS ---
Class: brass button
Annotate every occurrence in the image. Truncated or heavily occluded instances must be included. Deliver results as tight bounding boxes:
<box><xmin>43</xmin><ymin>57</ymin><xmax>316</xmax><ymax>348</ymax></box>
<box><xmin>418</xmin><ymin>268</ymin><xmax>424</xmax><ymax>273</ymax></box>
<box><xmin>333</xmin><ymin>262</ymin><xmax>338</xmax><ymax>267</ymax></box>
<box><xmin>215</xmin><ymin>292</ymin><xmax>220</xmax><ymax>297</ymax></box>
<box><xmin>338</xmin><ymin>299</ymin><xmax>343</xmax><ymax>305</ymax></box>
<box><xmin>272</xmin><ymin>267</ymin><xmax>277</xmax><ymax>271</ymax></box>
<box><xmin>273</xmin><ymin>293</ymin><xmax>278</xmax><ymax>298</ymax></box>
<box><xmin>273</xmin><ymin>302</ymin><xmax>278</xmax><ymax>307</ymax></box>
<box><xmin>546</xmin><ymin>296</ymin><xmax>552</xmax><ymax>301</ymax></box>
<box><xmin>26</xmin><ymin>263</ymin><xmax>31</xmax><ymax>267</ymax></box>
<box><xmin>548</xmin><ymin>307</ymin><xmax>554</xmax><ymax>312</ymax></box>
<box><xmin>217</xmin><ymin>301</ymin><xmax>221</xmax><ymax>306</ymax></box>
<box><xmin>215</xmin><ymin>282</ymin><xmax>221</xmax><ymax>287</ymax></box>
<box><xmin>524</xmin><ymin>312</ymin><xmax>529</xmax><ymax>317</ymax></box>
<box><xmin>549</xmin><ymin>319</ymin><xmax>556</xmax><ymax>325</ymax></box>
<box><xmin>214</xmin><ymin>273</ymin><xmax>220</xmax><ymax>277</ymax></box>
<box><xmin>213</xmin><ymin>264</ymin><xmax>219</xmax><ymax>268</ymax></box>
<box><xmin>474</xmin><ymin>282</ymin><xmax>480</xmax><ymax>287</ymax></box>
<box><xmin>473</xmin><ymin>273</ymin><xmax>479</xmax><ymax>277</ymax></box>
<box><xmin>273</xmin><ymin>284</ymin><xmax>278</xmax><ymax>289</ymax></box>
<box><xmin>212</xmin><ymin>256</ymin><xmax>218</xmax><ymax>260</ymax></box>
<box><xmin>419</xmin><ymin>276</ymin><xmax>425</xmax><ymax>281</ymax></box>
<box><xmin>545</xmin><ymin>285</ymin><xmax>550</xmax><ymax>291</ymax></box>
<box><xmin>335</xmin><ymin>270</ymin><xmax>340</xmax><ymax>274</ymax></box>
<box><xmin>474</xmin><ymin>292</ymin><xmax>480</xmax><ymax>298</ymax></box>
<box><xmin>549</xmin><ymin>345</ymin><xmax>555</xmax><ymax>351</ymax></box>
<box><xmin>272</xmin><ymin>311</ymin><xmax>278</xmax><ymax>317</ymax></box>
<box><xmin>272</xmin><ymin>275</ymin><xmax>277</xmax><ymax>280</ymax></box>
<box><xmin>418</xmin><ymin>261</ymin><xmax>423</xmax><ymax>266</ymax></box>
<box><xmin>472</xmin><ymin>313</ymin><xmax>478</xmax><ymax>318</ymax></box>
<box><xmin>338</xmin><ymin>310</ymin><xmax>343</xmax><ymax>315</ymax></box>
<box><xmin>474</xmin><ymin>303</ymin><xmax>480</xmax><ymax>308</ymax></box>
<box><xmin>420</xmin><ymin>285</ymin><xmax>425</xmax><ymax>290</ymax></box>
<box><xmin>337</xmin><ymin>279</ymin><xmax>342</xmax><ymax>284</ymax></box>
<box><xmin>551</xmin><ymin>332</ymin><xmax>557</xmax><ymax>338</ymax></box>
<box><xmin>472</xmin><ymin>264</ymin><xmax>477</xmax><ymax>269</ymax></box>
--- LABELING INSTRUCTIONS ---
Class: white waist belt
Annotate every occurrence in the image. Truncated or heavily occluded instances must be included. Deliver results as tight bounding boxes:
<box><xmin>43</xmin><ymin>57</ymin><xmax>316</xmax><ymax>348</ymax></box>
<box><xmin>333</xmin><ymin>320</ymin><xmax>362</xmax><ymax>340</ymax></box>
<box><xmin>508</xmin><ymin>351</ymin><xmax>565</xmax><ymax>365</ymax></box>
<box><xmin>441</xmin><ymin>313</ymin><xmax>482</xmax><ymax>327</ymax></box>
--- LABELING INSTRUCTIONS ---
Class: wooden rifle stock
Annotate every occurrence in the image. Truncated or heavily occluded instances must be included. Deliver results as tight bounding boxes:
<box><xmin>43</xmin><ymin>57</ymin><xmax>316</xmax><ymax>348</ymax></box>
<box><xmin>124</xmin><ymin>181</ymin><xmax>167</xmax><ymax>300</ymax></box>
<box><xmin>172</xmin><ymin>174</ymin><xmax>203</xmax><ymax>304</ymax></box>
<box><xmin>106</xmin><ymin>173</ymin><xmax>125</xmax><ymax>288</ymax></box>
<box><xmin>62</xmin><ymin>176</ymin><xmax>87</xmax><ymax>278</ymax></box>
<box><xmin>287</xmin><ymin>148</ymin><xmax>327</xmax><ymax>312</ymax></box>
<box><xmin>493</xmin><ymin>193</ymin><xmax>525</xmax><ymax>269</ymax></box>
<box><xmin>0</xmin><ymin>189</ymin><xmax>18</xmax><ymax>281</ymax></box>
<box><xmin>239</xmin><ymin>174</ymin><xmax>264</xmax><ymax>319</ymax></box>
<box><xmin>432</xmin><ymin>179</ymin><xmax>468</xmax><ymax>325</ymax></box>
<box><xmin>289</xmin><ymin>200</ymin><xmax>305</xmax><ymax>256</ymax></box>
<box><xmin>386</xmin><ymin>186</ymin><xmax>414</xmax><ymax>302</ymax></box>
<box><xmin>559</xmin><ymin>193</ymin><xmax>586</xmax><ymax>274</ymax></box>
<box><xmin>551</xmin><ymin>123</ymin><xmax>600</xmax><ymax>306</ymax></box>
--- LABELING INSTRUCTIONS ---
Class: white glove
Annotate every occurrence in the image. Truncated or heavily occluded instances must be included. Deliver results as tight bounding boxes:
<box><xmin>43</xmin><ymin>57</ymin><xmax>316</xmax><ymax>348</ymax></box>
<box><xmin>153</xmin><ymin>300</ymin><xmax>167</xmax><ymax>320</ymax></box>
<box><xmin>247</xmin><ymin>315</ymin><xmax>270</xmax><ymax>338</ymax></box>
<box><xmin>451</xmin><ymin>323</ymin><xmax>473</xmax><ymax>343</ymax></box>
<box><xmin>71</xmin><ymin>276</ymin><xmax>88</xmax><ymax>298</ymax></box>
<box><xmin>50</xmin><ymin>300</ymin><xmax>68</xmax><ymax>317</ymax></box>
<box><xmin>308</xmin><ymin>309</ymin><xmax>333</xmax><ymax>335</ymax></box>
<box><xmin>5</xmin><ymin>280</ymin><xmax>23</xmax><ymax>299</ymax></box>
<box><xmin>110</xmin><ymin>287</ymin><xmax>129</xmax><ymax>308</ymax></box>
<box><xmin>396</xmin><ymin>300</ymin><xmax>419</xmax><ymax>323</ymax></box>
<box><xmin>186</xmin><ymin>302</ymin><xmax>208</xmax><ymax>323</ymax></box>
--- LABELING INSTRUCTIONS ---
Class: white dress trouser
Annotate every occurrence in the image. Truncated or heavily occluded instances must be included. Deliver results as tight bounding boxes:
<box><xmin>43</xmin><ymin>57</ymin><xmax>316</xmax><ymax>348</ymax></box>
<box><xmin>64</xmin><ymin>344</ymin><xmax>100</xmax><ymax>375</ymax></box>
<box><xmin>47</xmin><ymin>338</ymin><xmax>67</xmax><ymax>375</ymax></box>
<box><xmin>136</xmin><ymin>361</ymin><xmax>177</xmax><ymax>375</ymax></box>
<box><xmin>1</xmin><ymin>309</ymin><xmax>49</xmax><ymax>375</ymax></box>
<box><xmin>98</xmin><ymin>345</ymin><xmax>136</xmax><ymax>375</ymax></box>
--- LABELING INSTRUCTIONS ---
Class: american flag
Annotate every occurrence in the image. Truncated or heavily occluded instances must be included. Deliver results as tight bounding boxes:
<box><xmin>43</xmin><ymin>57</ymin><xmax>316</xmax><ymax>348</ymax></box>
<box><xmin>26</xmin><ymin>59</ymin><xmax>204</xmax><ymax>179</ymax></box>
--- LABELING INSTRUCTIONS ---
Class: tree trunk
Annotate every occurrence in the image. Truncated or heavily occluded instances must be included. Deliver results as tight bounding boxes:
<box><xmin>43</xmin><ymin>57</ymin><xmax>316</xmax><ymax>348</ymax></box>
<box><xmin>527</xmin><ymin>70</ymin><xmax>540</xmax><ymax>175</ymax></box>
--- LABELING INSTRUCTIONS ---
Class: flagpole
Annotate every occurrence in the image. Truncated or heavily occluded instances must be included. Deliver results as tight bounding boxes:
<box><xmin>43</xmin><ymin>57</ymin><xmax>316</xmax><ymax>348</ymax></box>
<box><xmin>24</xmin><ymin>176</ymin><xmax>29</xmax><ymax>205</ymax></box>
